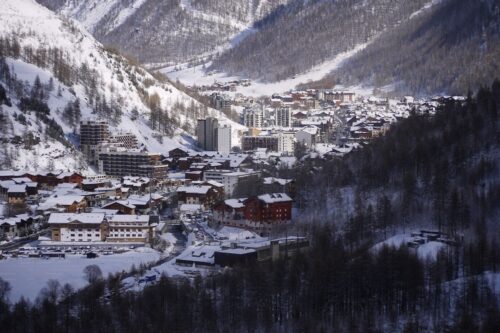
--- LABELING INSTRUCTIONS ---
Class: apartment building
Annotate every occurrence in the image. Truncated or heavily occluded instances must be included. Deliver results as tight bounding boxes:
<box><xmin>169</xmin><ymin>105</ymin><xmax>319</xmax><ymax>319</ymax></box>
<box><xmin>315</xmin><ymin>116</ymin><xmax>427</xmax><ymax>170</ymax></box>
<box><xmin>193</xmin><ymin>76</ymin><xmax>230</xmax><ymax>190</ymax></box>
<box><xmin>80</xmin><ymin>119</ymin><xmax>110</xmax><ymax>164</ymax></box>
<box><xmin>98</xmin><ymin>147</ymin><xmax>167</xmax><ymax>179</ymax></box>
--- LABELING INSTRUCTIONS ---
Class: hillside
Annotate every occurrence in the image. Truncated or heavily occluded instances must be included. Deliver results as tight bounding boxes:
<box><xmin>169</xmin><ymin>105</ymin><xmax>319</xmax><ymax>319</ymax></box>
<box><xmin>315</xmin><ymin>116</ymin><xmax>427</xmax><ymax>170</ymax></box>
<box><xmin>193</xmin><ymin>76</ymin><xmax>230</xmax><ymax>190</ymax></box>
<box><xmin>293</xmin><ymin>83</ymin><xmax>500</xmax><ymax>248</ymax></box>
<box><xmin>2</xmin><ymin>86</ymin><xmax>500</xmax><ymax>333</ymax></box>
<box><xmin>210</xmin><ymin>0</ymin><xmax>500</xmax><ymax>96</ymax></box>
<box><xmin>320</xmin><ymin>0</ymin><xmax>500</xmax><ymax>95</ymax></box>
<box><xmin>210</xmin><ymin>0</ymin><xmax>430</xmax><ymax>82</ymax></box>
<box><xmin>0</xmin><ymin>0</ymin><xmax>239</xmax><ymax>172</ymax></box>
<box><xmin>36</xmin><ymin>0</ymin><xmax>290</xmax><ymax>66</ymax></box>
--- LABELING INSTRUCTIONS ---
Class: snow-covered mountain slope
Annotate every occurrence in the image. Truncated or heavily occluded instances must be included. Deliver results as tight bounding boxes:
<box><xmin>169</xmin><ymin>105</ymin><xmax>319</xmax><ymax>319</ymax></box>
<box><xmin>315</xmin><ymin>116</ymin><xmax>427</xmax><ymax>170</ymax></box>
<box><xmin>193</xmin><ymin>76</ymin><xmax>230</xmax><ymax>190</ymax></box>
<box><xmin>0</xmin><ymin>0</ymin><xmax>241</xmax><ymax>172</ymax></box>
<box><xmin>37</xmin><ymin>0</ymin><xmax>290</xmax><ymax>66</ymax></box>
<box><xmin>211</xmin><ymin>0</ymin><xmax>500</xmax><ymax>96</ymax></box>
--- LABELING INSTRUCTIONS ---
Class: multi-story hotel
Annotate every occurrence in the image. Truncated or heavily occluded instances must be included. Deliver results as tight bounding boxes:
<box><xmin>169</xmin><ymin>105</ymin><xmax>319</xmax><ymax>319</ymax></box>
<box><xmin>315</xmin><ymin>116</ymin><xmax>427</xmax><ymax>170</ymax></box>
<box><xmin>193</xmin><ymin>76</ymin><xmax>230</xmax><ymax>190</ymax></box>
<box><xmin>48</xmin><ymin>213</ymin><xmax>153</xmax><ymax>243</ymax></box>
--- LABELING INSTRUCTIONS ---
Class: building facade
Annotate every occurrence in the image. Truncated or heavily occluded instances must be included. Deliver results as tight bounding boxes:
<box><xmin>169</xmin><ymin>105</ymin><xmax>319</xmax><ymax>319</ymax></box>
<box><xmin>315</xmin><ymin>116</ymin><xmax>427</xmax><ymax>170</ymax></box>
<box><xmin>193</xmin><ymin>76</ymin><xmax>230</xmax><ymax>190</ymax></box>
<box><xmin>212</xmin><ymin>193</ymin><xmax>293</xmax><ymax>235</ymax></box>
<box><xmin>243</xmin><ymin>105</ymin><xmax>264</xmax><ymax>128</ymax></box>
<box><xmin>197</xmin><ymin>117</ymin><xmax>219</xmax><ymax>151</ymax></box>
<box><xmin>98</xmin><ymin>147</ymin><xmax>167</xmax><ymax>179</ymax></box>
<box><xmin>80</xmin><ymin>119</ymin><xmax>110</xmax><ymax>164</ymax></box>
<box><xmin>275</xmin><ymin>107</ymin><xmax>292</xmax><ymax>127</ymax></box>
<box><xmin>242</xmin><ymin>136</ymin><xmax>279</xmax><ymax>152</ymax></box>
<box><xmin>216</xmin><ymin>126</ymin><xmax>232</xmax><ymax>154</ymax></box>
<box><xmin>48</xmin><ymin>213</ymin><xmax>152</xmax><ymax>243</ymax></box>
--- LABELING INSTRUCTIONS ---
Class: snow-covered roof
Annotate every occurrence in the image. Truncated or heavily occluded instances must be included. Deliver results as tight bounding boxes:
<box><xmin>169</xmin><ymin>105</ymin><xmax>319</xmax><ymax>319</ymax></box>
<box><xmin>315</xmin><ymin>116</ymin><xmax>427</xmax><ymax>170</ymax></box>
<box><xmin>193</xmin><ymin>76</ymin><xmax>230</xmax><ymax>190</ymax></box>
<box><xmin>177</xmin><ymin>185</ymin><xmax>211</xmax><ymax>195</ymax></box>
<box><xmin>102</xmin><ymin>200</ymin><xmax>136</xmax><ymax>209</ymax></box>
<box><xmin>225</xmin><ymin>198</ymin><xmax>247</xmax><ymax>209</ymax></box>
<box><xmin>205</xmin><ymin>180</ymin><xmax>224</xmax><ymax>188</ymax></box>
<box><xmin>108</xmin><ymin>215</ymin><xmax>149</xmax><ymax>223</ymax></box>
<box><xmin>258</xmin><ymin>193</ymin><xmax>292</xmax><ymax>204</ymax></box>
<box><xmin>12</xmin><ymin>177</ymin><xmax>32</xmax><ymax>184</ymax></box>
<box><xmin>48</xmin><ymin>213</ymin><xmax>105</xmax><ymax>224</ymax></box>
<box><xmin>263</xmin><ymin>177</ymin><xmax>293</xmax><ymax>186</ymax></box>
<box><xmin>7</xmin><ymin>184</ymin><xmax>27</xmax><ymax>193</ymax></box>
<box><xmin>299</xmin><ymin>125</ymin><xmax>319</xmax><ymax>135</ymax></box>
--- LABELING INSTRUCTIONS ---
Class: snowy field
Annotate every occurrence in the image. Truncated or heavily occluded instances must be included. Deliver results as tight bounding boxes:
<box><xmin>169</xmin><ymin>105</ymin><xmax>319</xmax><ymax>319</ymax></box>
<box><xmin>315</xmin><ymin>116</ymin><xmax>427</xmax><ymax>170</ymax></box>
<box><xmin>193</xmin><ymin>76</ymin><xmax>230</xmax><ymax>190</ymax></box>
<box><xmin>372</xmin><ymin>233</ymin><xmax>447</xmax><ymax>261</ymax></box>
<box><xmin>0</xmin><ymin>248</ymin><xmax>160</xmax><ymax>302</ymax></box>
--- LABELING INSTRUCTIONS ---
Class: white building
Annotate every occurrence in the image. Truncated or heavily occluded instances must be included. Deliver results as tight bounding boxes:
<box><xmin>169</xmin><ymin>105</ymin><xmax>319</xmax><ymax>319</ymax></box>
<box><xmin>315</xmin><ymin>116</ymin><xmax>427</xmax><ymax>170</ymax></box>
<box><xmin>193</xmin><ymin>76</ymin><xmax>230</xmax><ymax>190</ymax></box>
<box><xmin>48</xmin><ymin>213</ymin><xmax>152</xmax><ymax>243</ymax></box>
<box><xmin>276</xmin><ymin>131</ymin><xmax>296</xmax><ymax>154</ymax></box>
<box><xmin>48</xmin><ymin>213</ymin><xmax>105</xmax><ymax>242</ymax></box>
<box><xmin>204</xmin><ymin>169</ymin><xmax>261</xmax><ymax>197</ymax></box>
<box><xmin>243</xmin><ymin>105</ymin><xmax>264</xmax><ymax>128</ymax></box>
<box><xmin>106</xmin><ymin>215</ymin><xmax>151</xmax><ymax>243</ymax></box>
<box><xmin>216</xmin><ymin>125</ymin><xmax>232</xmax><ymax>154</ymax></box>
<box><xmin>295</xmin><ymin>125</ymin><xmax>319</xmax><ymax>147</ymax></box>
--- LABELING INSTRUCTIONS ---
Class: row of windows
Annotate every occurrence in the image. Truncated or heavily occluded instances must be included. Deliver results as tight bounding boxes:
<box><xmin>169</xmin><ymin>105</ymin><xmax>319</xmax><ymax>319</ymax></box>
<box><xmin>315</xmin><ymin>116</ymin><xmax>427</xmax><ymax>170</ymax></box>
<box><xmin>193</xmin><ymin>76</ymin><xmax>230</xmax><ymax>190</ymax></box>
<box><xmin>70</xmin><ymin>233</ymin><xmax>100</xmax><ymax>237</ymax></box>
<box><xmin>109</xmin><ymin>234</ymin><xmax>143</xmax><ymax>238</ymax></box>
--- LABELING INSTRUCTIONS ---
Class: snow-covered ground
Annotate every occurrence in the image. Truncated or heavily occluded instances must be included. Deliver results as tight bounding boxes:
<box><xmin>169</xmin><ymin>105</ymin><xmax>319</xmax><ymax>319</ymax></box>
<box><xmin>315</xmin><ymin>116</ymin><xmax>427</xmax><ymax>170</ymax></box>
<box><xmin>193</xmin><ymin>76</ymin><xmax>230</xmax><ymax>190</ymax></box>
<box><xmin>372</xmin><ymin>233</ymin><xmax>448</xmax><ymax>261</ymax></box>
<box><xmin>0</xmin><ymin>247</ymin><xmax>160</xmax><ymax>302</ymax></box>
<box><xmin>0</xmin><ymin>0</ymin><xmax>244</xmax><ymax>171</ymax></box>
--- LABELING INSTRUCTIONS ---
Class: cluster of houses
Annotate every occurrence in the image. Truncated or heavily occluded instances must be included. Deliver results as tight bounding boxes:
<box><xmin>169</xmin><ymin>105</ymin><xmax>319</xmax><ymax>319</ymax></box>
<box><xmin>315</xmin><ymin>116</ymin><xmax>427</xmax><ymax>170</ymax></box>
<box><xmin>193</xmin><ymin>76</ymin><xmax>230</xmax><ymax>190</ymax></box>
<box><xmin>0</xmin><ymin>169</ymin><xmax>166</xmax><ymax>243</ymax></box>
<box><xmin>0</xmin><ymin>143</ymin><xmax>299</xmax><ymax>243</ymax></box>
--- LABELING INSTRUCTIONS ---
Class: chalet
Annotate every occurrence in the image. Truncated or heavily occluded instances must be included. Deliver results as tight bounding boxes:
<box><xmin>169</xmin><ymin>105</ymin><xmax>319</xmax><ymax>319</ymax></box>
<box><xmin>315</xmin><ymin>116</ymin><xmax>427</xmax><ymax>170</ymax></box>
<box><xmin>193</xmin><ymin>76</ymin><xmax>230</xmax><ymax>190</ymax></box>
<box><xmin>177</xmin><ymin>185</ymin><xmax>223</xmax><ymax>208</ymax></box>
<box><xmin>1</xmin><ymin>179</ymin><xmax>38</xmax><ymax>199</ymax></box>
<box><xmin>25</xmin><ymin>171</ymin><xmax>83</xmax><ymax>187</ymax></box>
<box><xmin>82</xmin><ymin>179</ymin><xmax>110</xmax><ymax>191</ymax></box>
<box><xmin>185</xmin><ymin>170</ymin><xmax>203</xmax><ymax>181</ymax></box>
<box><xmin>121</xmin><ymin>176</ymin><xmax>150</xmax><ymax>192</ymax></box>
<box><xmin>38</xmin><ymin>195</ymin><xmax>87</xmax><ymax>213</ymax></box>
<box><xmin>212</xmin><ymin>198</ymin><xmax>247</xmax><ymax>228</ymax></box>
<box><xmin>169</xmin><ymin>147</ymin><xmax>190</xmax><ymax>159</ymax></box>
<box><xmin>101</xmin><ymin>200</ymin><xmax>137</xmax><ymax>215</ymax></box>
<box><xmin>0</xmin><ymin>219</ymin><xmax>17</xmax><ymax>239</ymax></box>
<box><xmin>7</xmin><ymin>184</ymin><xmax>27</xmax><ymax>204</ymax></box>
<box><xmin>0</xmin><ymin>214</ymin><xmax>43</xmax><ymax>239</ymax></box>
<box><xmin>56</xmin><ymin>172</ymin><xmax>84</xmax><ymax>184</ymax></box>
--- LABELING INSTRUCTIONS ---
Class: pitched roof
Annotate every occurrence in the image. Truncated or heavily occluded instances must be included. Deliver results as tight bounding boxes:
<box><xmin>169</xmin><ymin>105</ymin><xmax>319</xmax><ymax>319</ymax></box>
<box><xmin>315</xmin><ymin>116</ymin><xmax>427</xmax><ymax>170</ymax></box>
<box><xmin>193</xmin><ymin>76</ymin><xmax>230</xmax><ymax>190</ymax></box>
<box><xmin>48</xmin><ymin>213</ymin><xmax>105</xmax><ymax>224</ymax></box>
<box><xmin>177</xmin><ymin>185</ymin><xmax>211</xmax><ymax>195</ymax></box>
<box><xmin>258</xmin><ymin>193</ymin><xmax>292</xmax><ymax>204</ymax></box>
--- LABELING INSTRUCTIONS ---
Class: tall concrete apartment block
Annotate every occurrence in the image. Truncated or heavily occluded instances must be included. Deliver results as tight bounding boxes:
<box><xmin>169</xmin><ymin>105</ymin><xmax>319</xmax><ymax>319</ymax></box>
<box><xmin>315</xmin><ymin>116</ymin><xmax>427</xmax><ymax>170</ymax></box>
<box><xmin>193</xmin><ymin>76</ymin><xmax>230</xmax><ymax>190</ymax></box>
<box><xmin>243</xmin><ymin>105</ymin><xmax>264</xmax><ymax>128</ymax></box>
<box><xmin>80</xmin><ymin>119</ymin><xmax>110</xmax><ymax>164</ymax></box>
<box><xmin>197</xmin><ymin>117</ymin><xmax>219</xmax><ymax>151</ymax></box>
<box><xmin>197</xmin><ymin>117</ymin><xmax>232</xmax><ymax>153</ymax></box>
<box><xmin>275</xmin><ymin>107</ymin><xmax>292</xmax><ymax>128</ymax></box>
<box><xmin>216</xmin><ymin>126</ymin><xmax>232</xmax><ymax>154</ymax></box>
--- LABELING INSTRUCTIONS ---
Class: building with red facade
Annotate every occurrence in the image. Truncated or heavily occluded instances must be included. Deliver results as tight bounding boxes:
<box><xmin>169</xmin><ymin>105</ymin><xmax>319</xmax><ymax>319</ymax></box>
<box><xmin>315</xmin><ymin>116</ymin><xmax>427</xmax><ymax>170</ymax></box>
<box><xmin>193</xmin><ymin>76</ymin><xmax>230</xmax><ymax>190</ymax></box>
<box><xmin>212</xmin><ymin>193</ymin><xmax>293</xmax><ymax>235</ymax></box>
